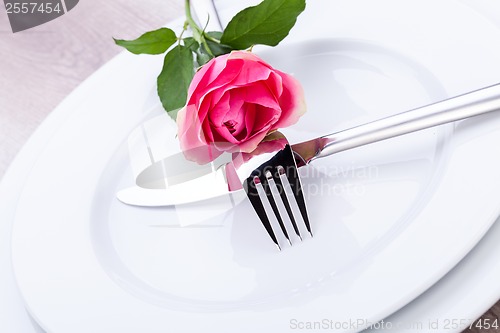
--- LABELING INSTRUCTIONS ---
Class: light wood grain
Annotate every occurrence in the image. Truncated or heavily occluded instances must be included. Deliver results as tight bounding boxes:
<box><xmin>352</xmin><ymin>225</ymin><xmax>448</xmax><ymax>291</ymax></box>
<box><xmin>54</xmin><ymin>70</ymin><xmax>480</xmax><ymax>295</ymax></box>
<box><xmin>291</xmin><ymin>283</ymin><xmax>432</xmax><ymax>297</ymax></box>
<box><xmin>465</xmin><ymin>303</ymin><xmax>500</xmax><ymax>333</ymax></box>
<box><xmin>0</xmin><ymin>1</ymin><xmax>498</xmax><ymax>332</ymax></box>
<box><xmin>0</xmin><ymin>0</ymin><xmax>183</xmax><ymax>176</ymax></box>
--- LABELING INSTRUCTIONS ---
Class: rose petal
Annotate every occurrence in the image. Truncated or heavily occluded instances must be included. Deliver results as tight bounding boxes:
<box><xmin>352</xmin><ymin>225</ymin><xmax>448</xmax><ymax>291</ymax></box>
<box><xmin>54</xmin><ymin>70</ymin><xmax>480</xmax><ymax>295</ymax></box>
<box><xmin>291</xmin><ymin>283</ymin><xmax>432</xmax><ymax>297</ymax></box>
<box><xmin>265</xmin><ymin>71</ymin><xmax>284</xmax><ymax>99</ymax></box>
<box><xmin>229</xmin><ymin>59</ymin><xmax>272</xmax><ymax>87</ymax></box>
<box><xmin>270</xmin><ymin>71</ymin><xmax>307</xmax><ymax>130</ymax></box>
<box><xmin>188</xmin><ymin>56</ymin><xmax>245</xmax><ymax>108</ymax></box>
<box><xmin>212</xmin><ymin>120</ymin><xmax>240</xmax><ymax>144</ymax></box>
<box><xmin>182</xmin><ymin>144</ymin><xmax>223</xmax><ymax>165</ymax></box>
<box><xmin>178</xmin><ymin>106</ymin><xmax>224</xmax><ymax>163</ymax></box>
<box><xmin>252</xmin><ymin>105</ymin><xmax>281</xmax><ymax>132</ymax></box>
<box><xmin>178</xmin><ymin>51</ymin><xmax>307</xmax><ymax>164</ymax></box>
<box><xmin>199</xmin><ymin>59</ymin><xmax>244</xmax><ymax>105</ymax></box>
<box><xmin>201</xmin><ymin>117</ymin><xmax>214</xmax><ymax>143</ymax></box>
<box><xmin>187</xmin><ymin>53</ymin><xmax>229</xmax><ymax>98</ymax></box>
<box><xmin>177</xmin><ymin>104</ymin><xmax>205</xmax><ymax>147</ymax></box>
<box><xmin>233</xmin><ymin>127</ymin><xmax>270</xmax><ymax>153</ymax></box>
<box><xmin>230</xmin><ymin>82</ymin><xmax>281</xmax><ymax>110</ymax></box>
<box><xmin>222</xmin><ymin>94</ymin><xmax>247</xmax><ymax>139</ymax></box>
<box><xmin>207</xmin><ymin>92</ymin><xmax>231</xmax><ymax>126</ymax></box>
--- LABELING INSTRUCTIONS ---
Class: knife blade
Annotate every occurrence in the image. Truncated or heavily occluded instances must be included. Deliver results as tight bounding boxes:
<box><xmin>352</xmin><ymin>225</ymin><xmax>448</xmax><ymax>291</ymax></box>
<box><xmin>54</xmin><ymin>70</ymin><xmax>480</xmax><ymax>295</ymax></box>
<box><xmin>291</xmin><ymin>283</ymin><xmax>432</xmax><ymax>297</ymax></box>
<box><xmin>117</xmin><ymin>83</ymin><xmax>500</xmax><ymax>207</ymax></box>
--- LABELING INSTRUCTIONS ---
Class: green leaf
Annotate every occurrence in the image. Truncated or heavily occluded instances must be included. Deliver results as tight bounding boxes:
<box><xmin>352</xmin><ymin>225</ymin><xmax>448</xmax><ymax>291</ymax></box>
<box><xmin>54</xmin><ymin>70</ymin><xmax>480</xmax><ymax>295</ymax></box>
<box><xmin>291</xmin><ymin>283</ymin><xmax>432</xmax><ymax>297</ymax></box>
<box><xmin>195</xmin><ymin>47</ymin><xmax>212</xmax><ymax>67</ymax></box>
<box><xmin>157</xmin><ymin>45</ymin><xmax>195</xmax><ymax>120</ymax></box>
<box><xmin>185</xmin><ymin>32</ymin><xmax>233</xmax><ymax>67</ymax></box>
<box><xmin>183</xmin><ymin>37</ymin><xmax>199</xmax><ymax>52</ymax></box>
<box><xmin>220</xmin><ymin>0</ymin><xmax>305</xmax><ymax>49</ymax></box>
<box><xmin>183</xmin><ymin>37</ymin><xmax>208</xmax><ymax>67</ymax></box>
<box><xmin>114</xmin><ymin>28</ymin><xmax>177</xmax><ymax>55</ymax></box>
<box><xmin>205</xmin><ymin>31</ymin><xmax>233</xmax><ymax>56</ymax></box>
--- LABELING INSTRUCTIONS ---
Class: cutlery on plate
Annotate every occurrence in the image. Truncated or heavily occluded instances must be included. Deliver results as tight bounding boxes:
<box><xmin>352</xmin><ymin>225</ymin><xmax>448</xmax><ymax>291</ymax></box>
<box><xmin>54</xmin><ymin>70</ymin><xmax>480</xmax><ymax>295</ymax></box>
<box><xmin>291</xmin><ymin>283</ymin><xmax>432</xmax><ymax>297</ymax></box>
<box><xmin>119</xmin><ymin>83</ymin><xmax>500</xmax><ymax>250</ymax></box>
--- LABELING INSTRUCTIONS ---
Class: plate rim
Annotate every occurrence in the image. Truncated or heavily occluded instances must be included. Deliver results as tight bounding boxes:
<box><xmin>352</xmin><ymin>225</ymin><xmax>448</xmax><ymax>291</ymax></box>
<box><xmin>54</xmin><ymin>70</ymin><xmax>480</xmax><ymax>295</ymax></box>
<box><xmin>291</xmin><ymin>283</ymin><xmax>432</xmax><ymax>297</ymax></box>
<box><xmin>9</xmin><ymin>1</ymin><xmax>500</xmax><ymax>332</ymax></box>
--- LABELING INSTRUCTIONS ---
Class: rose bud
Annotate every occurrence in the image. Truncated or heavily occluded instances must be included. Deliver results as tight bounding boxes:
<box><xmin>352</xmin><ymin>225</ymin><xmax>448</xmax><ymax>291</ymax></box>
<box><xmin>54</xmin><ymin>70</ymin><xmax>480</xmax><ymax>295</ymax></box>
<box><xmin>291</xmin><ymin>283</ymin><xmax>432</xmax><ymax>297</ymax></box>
<box><xmin>177</xmin><ymin>51</ymin><xmax>306</xmax><ymax>164</ymax></box>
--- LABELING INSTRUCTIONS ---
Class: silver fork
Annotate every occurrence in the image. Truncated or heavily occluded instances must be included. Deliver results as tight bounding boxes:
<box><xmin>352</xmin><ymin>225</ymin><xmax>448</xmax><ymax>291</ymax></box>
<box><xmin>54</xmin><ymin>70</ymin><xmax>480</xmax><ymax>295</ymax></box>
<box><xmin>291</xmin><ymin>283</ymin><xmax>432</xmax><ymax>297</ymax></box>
<box><xmin>230</xmin><ymin>135</ymin><xmax>312</xmax><ymax>250</ymax></box>
<box><xmin>189</xmin><ymin>1</ymin><xmax>500</xmax><ymax>250</ymax></box>
<box><xmin>189</xmin><ymin>0</ymin><xmax>313</xmax><ymax>249</ymax></box>
<box><xmin>224</xmin><ymin>83</ymin><xmax>500</xmax><ymax>250</ymax></box>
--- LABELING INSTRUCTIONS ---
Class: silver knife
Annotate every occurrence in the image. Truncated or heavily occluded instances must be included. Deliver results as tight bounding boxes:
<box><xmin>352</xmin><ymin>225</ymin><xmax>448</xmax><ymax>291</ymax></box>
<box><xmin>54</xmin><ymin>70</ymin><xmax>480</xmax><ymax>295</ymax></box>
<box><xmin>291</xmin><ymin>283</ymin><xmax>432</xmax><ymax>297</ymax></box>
<box><xmin>117</xmin><ymin>83</ymin><xmax>500</xmax><ymax>207</ymax></box>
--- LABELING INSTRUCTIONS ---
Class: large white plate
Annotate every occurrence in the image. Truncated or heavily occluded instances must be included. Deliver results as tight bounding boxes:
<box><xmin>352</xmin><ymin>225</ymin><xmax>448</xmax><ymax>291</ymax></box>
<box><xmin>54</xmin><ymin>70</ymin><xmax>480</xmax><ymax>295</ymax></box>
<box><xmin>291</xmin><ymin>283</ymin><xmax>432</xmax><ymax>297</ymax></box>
<box><xmin>365</xmin><ymin>216</ymin><xmax>500</xmax><ymax>332</ymax></box>
<box><xmin>10</xmin><ymin>1</ymin><xmax>500</xmax><ymax>332</ymax></box>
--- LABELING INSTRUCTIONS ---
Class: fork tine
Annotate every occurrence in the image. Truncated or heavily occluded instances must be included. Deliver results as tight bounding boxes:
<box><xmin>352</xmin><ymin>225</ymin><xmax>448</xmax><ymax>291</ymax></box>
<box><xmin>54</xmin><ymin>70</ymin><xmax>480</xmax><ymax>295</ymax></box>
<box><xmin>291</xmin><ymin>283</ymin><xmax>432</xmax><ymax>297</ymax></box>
<box><xmin>274</xmin><ymin>166</ymin><xmax>302</xmax><ymax>240</ymax></box>
<box><xmin>283</xmin><ymin>146</ymin><xmax>313</xmax><ymax>237</ymax></box>
<box><xmin>261</xmin><ymin>171</ymin><xmax>292</xmax><ymax>246</ymax></box>
<box><xmin>243</xmin><ymin>177</ymin><xmax>281</xmax><ymax>251</ymax></box>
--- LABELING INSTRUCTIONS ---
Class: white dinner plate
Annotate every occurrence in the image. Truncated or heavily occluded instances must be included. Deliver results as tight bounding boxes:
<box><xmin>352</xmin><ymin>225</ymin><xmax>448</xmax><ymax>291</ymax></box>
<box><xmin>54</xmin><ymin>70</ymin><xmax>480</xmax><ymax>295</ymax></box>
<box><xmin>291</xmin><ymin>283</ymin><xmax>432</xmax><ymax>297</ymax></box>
<box><xmin>9</xmin><ymin>1</ymin><xmax>500</xmax><ymax>332</ymax></box>
<box><xmin>365</xmin><ymin>216</ymin><xmax>500</xmax><ymax>332</ymax></box>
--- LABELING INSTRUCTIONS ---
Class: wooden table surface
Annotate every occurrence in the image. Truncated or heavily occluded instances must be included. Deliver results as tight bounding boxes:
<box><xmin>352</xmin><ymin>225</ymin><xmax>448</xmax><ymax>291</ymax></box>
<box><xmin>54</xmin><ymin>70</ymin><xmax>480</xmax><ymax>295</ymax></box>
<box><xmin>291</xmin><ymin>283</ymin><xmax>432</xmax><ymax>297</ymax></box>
<box><xmin>0</xmin><ymin>1</ymin><xmax>498</xmax><ymax>332</ymax></box>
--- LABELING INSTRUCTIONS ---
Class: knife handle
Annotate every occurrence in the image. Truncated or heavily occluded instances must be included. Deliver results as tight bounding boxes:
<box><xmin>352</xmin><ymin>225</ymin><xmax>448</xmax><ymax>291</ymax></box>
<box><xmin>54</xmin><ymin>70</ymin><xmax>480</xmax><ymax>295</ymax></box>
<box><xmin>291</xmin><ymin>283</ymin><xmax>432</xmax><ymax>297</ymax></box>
<box><xmin>311</xmin><ymin>83</ymin><xmax>500</xmax><ymax>162</ymax></box>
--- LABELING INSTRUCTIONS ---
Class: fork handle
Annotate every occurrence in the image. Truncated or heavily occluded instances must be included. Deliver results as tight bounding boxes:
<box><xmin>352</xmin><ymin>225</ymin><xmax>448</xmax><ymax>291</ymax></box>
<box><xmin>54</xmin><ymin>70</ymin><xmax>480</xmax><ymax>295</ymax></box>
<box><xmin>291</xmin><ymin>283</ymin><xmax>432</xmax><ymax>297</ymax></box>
<box><xmin>311</xmin><ymin>83</ymin><xmax>500</xmax><ymax>161</ymax></box>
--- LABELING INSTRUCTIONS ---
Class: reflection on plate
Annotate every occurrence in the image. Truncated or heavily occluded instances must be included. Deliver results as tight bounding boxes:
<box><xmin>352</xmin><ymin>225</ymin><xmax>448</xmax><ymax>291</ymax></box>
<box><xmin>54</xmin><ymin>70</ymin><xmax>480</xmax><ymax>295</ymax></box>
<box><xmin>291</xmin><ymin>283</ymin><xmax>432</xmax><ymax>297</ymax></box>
<box><xmin>90</xmin><ymin>39</ymin><xmax>451</xmax><ymax>311</ymax></box>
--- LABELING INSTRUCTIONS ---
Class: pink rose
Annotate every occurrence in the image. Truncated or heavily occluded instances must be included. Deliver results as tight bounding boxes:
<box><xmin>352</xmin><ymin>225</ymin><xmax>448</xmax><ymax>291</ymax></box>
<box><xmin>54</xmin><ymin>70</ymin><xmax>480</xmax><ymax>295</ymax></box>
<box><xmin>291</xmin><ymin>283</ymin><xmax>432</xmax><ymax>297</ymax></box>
<box><xmin>177</xmin><ymin>51</ymin><xmax>306</xmax><ymax>164</ymax></box>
